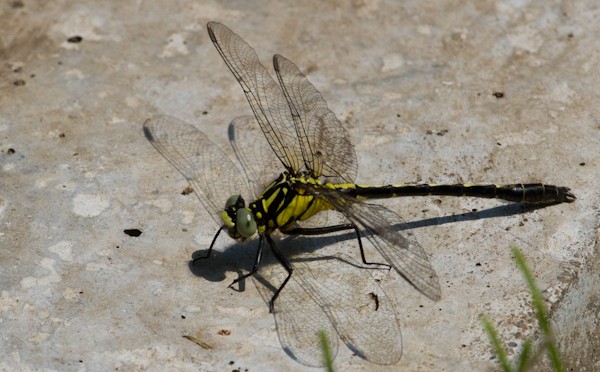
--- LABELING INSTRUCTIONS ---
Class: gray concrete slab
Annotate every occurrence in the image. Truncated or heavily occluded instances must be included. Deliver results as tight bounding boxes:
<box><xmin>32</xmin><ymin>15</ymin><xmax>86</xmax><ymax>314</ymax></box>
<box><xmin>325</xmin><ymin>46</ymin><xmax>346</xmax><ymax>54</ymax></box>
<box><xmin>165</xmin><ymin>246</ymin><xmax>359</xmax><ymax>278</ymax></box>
<box><xmin>1</xmin><ymin>1</ymin><xmax>597</xmax><ymax>371</ymax></box>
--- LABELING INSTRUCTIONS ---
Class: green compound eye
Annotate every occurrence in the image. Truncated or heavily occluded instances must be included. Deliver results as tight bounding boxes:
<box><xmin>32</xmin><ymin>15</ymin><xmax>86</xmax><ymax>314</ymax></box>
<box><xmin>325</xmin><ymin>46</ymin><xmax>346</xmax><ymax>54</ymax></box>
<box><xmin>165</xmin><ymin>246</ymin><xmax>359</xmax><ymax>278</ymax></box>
<box><xmin>236</xmin><ymin>208</ymin><xmax>257</xmax><ymax>238</ymax></box>
<box><xmin>225</xmin><ymin>194</ymin><xmax>241</xmax><ymax>209</ymax></box>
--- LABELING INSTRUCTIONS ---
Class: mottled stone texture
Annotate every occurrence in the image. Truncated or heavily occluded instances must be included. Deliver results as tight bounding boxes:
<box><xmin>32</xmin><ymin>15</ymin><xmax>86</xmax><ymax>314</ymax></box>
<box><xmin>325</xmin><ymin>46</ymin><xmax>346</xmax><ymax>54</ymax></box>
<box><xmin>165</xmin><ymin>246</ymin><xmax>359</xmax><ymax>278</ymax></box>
<box><xmin>0</xmin><ymin>1</ymin><xmax>597</xmax><ymax>371</ymax></box>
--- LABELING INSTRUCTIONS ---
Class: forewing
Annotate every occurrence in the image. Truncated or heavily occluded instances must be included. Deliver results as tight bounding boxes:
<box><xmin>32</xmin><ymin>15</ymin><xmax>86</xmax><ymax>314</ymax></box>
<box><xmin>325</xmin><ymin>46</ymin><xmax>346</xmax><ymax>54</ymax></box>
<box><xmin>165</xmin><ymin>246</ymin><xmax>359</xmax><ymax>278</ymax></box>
<box><xmin>302</xmin><ymin>185</ymin><xmax>441</xmax><ymax>301</ymax></box>
<box><xmin>274</xmin><ymin>54</ymin><xmax>358</xmax><ymax>183</ymax></box>
<box><xmin>207</xmin><ymin>22</ymin><xmax>303</xmax><ymax>173</ymax></box>
<box><xmin>143</xmin><ymin>115</ymin><xmax>250</xmax><ymax>225</ymax></box>
<box><xmin>227</xmin><ymin>116</ymin><xmax>283</xmax><ymax>200</ymax></box>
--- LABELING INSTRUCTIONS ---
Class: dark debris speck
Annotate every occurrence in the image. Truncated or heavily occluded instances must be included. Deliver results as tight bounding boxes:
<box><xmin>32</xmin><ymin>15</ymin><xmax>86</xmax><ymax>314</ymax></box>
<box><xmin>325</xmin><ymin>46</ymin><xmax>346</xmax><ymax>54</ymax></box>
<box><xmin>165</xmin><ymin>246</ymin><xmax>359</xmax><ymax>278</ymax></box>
<box><xmin>68</xmin><ymin>36</ymin><xmax>83</xmax><ymax>43</ymax></box>
<box><xmin>124</xmin><ymin>229</ymin><xmax>142</xmax><ymax>237</ymax></box>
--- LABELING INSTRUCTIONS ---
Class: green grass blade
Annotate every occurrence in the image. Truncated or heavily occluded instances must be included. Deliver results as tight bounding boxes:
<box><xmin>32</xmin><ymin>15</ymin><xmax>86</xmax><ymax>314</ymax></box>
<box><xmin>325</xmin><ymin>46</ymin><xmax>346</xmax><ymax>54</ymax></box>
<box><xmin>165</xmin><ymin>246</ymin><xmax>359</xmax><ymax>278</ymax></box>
<box><xmin>511</xmin><ymin>246</ymin><xmax>563</xmax><ymax>372</ymax></box>
<box><xmin>482</xmin><ymin>316</ymin><xmax>512</xmax><ymax>372</ymax></box>
<box><xmin>318</xmin><ymin>330</ymin><xmax>335</xmax><ymax>372</ymax></box>
<box><xmin>517</xmin><ymin>339</ymin><xmax>532</xmax><ymax>372</ymax></box>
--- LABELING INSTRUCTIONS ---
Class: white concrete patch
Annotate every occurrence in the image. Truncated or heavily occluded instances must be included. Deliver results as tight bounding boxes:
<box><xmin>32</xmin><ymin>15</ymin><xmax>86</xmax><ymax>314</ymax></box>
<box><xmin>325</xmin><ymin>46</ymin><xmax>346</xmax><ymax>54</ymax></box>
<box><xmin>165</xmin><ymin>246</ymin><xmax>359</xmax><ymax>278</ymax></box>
<box><xmin>160</xmin><ymin>33</ymin><xmax>189</xmax><ymax>58</ymax></box>
<box><xmin>0</xmin><ymin>291</ymin><xmax>19</xmax><ymax>314</ymax></box>
<box><xmin>56</xmin><ymin>181</ymin><xmax>77</xmax><ymax>192</ymax></box>
<box><xmin>65</xmin><ymin>69</ymin><xmax>86</xmax><ymax>79</ymax></box>
<box><xmin>21</xmin><ymin>258</ymin><xmax>61</xmax><ymax>289</ymax></box>
<box><xmin>2</xmin><ymin>163</ymin><xmax>15</xmax><ymax>172</ymax></box>
<box><xmin>49</xmin><ymin>241</ymin><xmax>74</xmax><ymax>261</ymax></box>
<box><xmin>148</xmin><ymin>198</ymin><xmax>173</xmax><ymax>213</ymax></box>
<box><xmin>29</xmin><ymin>332</ymin><xmax>51</xmax><ymax>344</ymax></box>
<box><xmin>85</xmin><ymin>262</ymin><xmax>129</xmax><ymax>271</ymax></box>
<box><xmin>50</xmin><ymin>9</ymin><xmax>105</xmax><ymax>46</ymax></box>
<box><xmin>541</xmin><ymin>81</ymin><xmax>576</xmax><ymax>104</ymax></box>
<box><xmin>180</xmin><ymin>210</ymin><xmax>194</xmax><ymax>224</ymax></box>
<box><xmin>73</xmin><ymin>194</ymin><xmax>110</xmax><ymax>217</ymax></box>
<box><xmin>494</xmin><ymin>129</ymin><xmax>545</xmax><ymax>146</ymax></box>
<box><xmin>508</xmin><ymin>25</ymin><xmax>544</xmax><ymax>53</ymax></box>
<box><xmin>183</xmin><ymin>305</ymin><xmax>202</xmax><ymax>313</ymax></box>
<box><xmin>62</xmin><ymin>287</ymin><xmax>78</xmax><ymax>300</ymax></box>
<box><xmin>381</xmin><ymin>53</ymin><xmax>405</xmax><ymax>72</ymax></box>
<box><xmin>109</xmin><ymin>116</ymin><xmax>126</xmax><ymax>124</ymax></box>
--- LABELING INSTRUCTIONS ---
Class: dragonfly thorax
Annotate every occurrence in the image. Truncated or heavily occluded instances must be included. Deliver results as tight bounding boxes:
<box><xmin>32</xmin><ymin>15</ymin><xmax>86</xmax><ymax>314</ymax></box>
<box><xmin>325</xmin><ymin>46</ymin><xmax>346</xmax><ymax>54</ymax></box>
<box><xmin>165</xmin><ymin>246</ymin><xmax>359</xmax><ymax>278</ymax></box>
<box><xmin>220</xmin><ymin>194</ymin><xmax>257</xmax><ymax>240</ymax></box>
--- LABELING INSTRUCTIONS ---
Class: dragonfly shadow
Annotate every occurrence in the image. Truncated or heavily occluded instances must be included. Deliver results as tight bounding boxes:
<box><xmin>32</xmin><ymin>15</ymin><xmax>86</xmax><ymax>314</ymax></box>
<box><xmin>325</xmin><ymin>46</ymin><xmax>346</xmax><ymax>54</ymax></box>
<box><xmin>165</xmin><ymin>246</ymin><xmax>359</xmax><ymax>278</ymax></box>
<box><xmin>187</xmin><ymin>202</ymin><xmax>549</xmax><ymax>288</ymax></box>
<box><xmin>402</xmin><ymin>202</ymin><xmax>551</xmax><ymax>231</ymax></box>
<box><xmin>187</xmin><ymin>229</ymin><xmax>354</xmax><ymax>293</ymax></box>
<box><xmin>250</xmin><ymin>252</ymin><xmax>365</xmax><ymax>295</ymax></box>
<box><xmin>280</xmin><ymin>203</ymin><xmax>561</xmax><ymax>258</ymax></box>
<box><xmin>184</xmin><ymin>203</ymin><xmax>546</xmax><ymax>366</ymax></box>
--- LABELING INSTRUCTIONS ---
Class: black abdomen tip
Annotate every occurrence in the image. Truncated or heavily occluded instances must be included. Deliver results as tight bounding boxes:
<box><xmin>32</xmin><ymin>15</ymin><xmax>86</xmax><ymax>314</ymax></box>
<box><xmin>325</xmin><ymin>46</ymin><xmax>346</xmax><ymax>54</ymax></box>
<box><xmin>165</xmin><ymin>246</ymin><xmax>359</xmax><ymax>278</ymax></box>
<box><xmin>562</xmin><ymin>188</ymin><xmax>577</xmax><ymax>203</ymax></box>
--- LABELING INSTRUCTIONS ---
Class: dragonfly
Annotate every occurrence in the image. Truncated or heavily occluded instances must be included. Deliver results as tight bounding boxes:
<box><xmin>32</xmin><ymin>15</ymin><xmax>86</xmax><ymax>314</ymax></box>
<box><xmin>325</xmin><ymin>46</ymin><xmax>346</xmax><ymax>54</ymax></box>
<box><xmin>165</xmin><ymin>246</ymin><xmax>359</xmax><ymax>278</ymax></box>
<box><xmin>143</xmin><ymin>21</ymin><xmax>575</xmax><ymax>365</ymax></box>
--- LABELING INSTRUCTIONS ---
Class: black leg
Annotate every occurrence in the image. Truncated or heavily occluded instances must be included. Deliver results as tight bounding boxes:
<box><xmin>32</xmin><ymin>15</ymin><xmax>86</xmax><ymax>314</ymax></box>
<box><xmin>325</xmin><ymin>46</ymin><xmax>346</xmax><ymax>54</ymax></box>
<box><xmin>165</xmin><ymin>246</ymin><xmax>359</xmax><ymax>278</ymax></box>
<box><xmin>282</xmin><ymin>223</ymin><xmax>355</xmax><ymax>236</ymax></box>
<box><xmin>193</xmin><ymin>225</ymin><xmax>224</xmax><ymax>264</ymax></box>
<box><xmin>264</xmin><ymin>234</ymin><xmax>293</xmax><ymax>313</ymax></box>
<box><xmin>282</xmin><ymin>224</ymin><xmax>390</xmax><ymax>269</ymax></box>
<box><xmin>228</xmin><ymin>235</ymin><xmax>265</xmax><ymax>289</ymax></box>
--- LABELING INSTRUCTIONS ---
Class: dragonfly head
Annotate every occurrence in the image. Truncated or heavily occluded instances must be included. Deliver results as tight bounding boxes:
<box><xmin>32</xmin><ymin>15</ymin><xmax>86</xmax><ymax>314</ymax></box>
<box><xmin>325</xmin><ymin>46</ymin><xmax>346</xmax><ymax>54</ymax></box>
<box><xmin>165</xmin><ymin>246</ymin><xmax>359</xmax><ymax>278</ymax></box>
<box><xmin>220</xmin><ymin>194</ymin><xmax>257</xmax><ymax>240</ymax></box>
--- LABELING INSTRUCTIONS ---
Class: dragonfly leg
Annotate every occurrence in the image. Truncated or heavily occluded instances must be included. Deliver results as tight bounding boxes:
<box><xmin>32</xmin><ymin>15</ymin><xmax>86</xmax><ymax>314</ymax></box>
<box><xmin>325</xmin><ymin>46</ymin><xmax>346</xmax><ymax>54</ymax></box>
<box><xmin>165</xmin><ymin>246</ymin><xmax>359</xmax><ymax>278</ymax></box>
<box><xmin>193</xmin><ymin>225</ymin><xmax>224</xmax><ymax>264</ymax></box>
<box><xmin>281</xmin><ymin>223</ymin><xmax>354</xmax><ymax>236</ymax></box>
<box><xmin>282</xmin><ymin>224</ymin><xmax>391</xmax><ymax>269</ymax></box>
<box><xmin>228</xmin><ymin>235</ymin><xmax>265</xmax><ymax>289</ymax></box>
<box><xmin>264</xmin><ymin>234</ymin><xmax>293</xmax><ymax>313</ymax></box>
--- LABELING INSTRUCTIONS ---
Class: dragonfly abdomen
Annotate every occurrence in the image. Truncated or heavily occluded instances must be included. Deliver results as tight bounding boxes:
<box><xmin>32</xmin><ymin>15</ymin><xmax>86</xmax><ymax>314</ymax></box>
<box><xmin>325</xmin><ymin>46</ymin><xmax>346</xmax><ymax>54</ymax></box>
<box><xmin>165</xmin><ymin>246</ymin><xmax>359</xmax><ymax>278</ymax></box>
<box><xmin>341</xmin><ymin>183</ymin><xmax>575</xmax><ymax>205</ymax></box>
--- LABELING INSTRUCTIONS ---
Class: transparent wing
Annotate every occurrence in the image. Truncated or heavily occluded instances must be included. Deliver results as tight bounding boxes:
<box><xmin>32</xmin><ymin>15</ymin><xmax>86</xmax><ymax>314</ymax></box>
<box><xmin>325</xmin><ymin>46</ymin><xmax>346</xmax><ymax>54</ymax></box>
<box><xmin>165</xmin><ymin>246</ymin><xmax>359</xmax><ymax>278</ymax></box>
<box><xmin>254</xmin><ymin>254</ymin><xmax>339</xmax><ymax>367</ymax></box>
<box><xmin>274</xmin><ymin>54</ymin><xmax>358</xmax><ymax>183</ymax></box>
<box><xmin>254</xmin><ymin>252</ymin><xmax>402</xmax><ymax>366</ymax></box>
<box><xmin>227</xmin><ymin>116</ymin><xmax>283</xmax><ymax>200</ymax></box>
<box><xmin>143</xmin><ymin>115</ymin><xmax>251</xmax><ymax>225</ymax></box>
<box><xmin>301</xmin><ymin>184</ymin><xmax>441</xmax><ymax>301</ymax></box>
<box><xmin>207</xmin><ymin>22</ymin><xmax>303</xmax><ymax>173</ymax></box>
<box><xmin>208</xmin><ymin>22</ymin><xmax>358</xmax><ymax>183</ymax></box>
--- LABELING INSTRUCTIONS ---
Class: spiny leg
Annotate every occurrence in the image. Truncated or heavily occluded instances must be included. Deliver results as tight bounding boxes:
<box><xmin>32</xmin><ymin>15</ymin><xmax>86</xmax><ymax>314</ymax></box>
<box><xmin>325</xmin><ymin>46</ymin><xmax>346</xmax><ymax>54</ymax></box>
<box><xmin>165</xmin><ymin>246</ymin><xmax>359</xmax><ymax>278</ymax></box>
<box><xmin>228</xmin><ymin>235</ymin><xmax>265</xmax><ymax>289</ymax></box>
<box><xmin>282</xmin><ymin>223</ymin><xmax>391</xmax><ymax>269</ymax></box>
<box><xmin>193</xmin><ymin>225</ymin><xmax>224</xmax><ymax>264</ymax></box>
<box><xmin>193</xmin><ymin>229</ymin><xmax>292</xmax><ymax>313</ymax></box>
<box><xmin>264</xmin><ymin>234</ymin><xmax>293</xmax><ymax>313</ymax></box>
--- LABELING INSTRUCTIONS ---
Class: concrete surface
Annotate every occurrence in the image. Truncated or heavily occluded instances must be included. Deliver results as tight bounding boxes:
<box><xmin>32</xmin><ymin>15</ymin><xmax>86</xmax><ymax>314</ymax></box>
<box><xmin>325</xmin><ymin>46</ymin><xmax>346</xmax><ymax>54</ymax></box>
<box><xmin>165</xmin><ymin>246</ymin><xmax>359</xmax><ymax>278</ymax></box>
<box><xmin>1</xmin><ymin>1</ymin><xmax>598</xmax><ymax>371</ymax></box>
